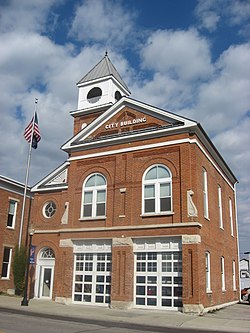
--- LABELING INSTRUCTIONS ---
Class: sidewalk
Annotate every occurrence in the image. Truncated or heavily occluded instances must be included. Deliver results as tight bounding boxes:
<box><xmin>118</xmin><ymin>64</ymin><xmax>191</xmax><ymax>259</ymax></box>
<box><xmin>0</xmin><ymin>295</ymin><xmax>249</xmax><ymax>332</ymax></box>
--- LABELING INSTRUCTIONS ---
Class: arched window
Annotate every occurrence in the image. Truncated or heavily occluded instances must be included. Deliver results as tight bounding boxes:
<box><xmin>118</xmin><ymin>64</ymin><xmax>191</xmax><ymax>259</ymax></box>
<box><xmin>142</xmin><ymin>165</ymin><xmax>172</xmax><ymax>214</ymax></box>
<box><xmin>82</xmin><ymin>173</ymin><xmax>107</xmax><ymax>218</ymax></box>
<box><xmin>40</xmin><ymin>247</ymin><xmax>55</xmax><ymax>259</ymax></box>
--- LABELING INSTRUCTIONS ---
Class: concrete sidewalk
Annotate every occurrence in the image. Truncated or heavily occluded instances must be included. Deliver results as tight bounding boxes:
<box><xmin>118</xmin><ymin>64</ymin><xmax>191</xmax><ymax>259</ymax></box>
<box><xmin>0</xmin><ymin>295</ymin><xmax>249</xmax><ymax>332</ymax></box>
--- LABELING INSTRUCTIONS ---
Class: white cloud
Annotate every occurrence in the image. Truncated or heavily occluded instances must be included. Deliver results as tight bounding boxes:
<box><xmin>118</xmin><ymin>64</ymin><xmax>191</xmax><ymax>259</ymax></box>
<box><xmin>187</xmin><ymin>43</ymin><xmax>250</xmax><ymax>134</ymax></box>
<box><xmin>131</xmin><ymin>73</ymin><xmax>194</xmax><ymax>112</ymax></box>
<box><xmin>141</xmin><ymin>29</ymin><xmax>213</xmax><ymax>81</ymax></box>
<box><xmin>0</xmin><ymin>0</ymin><xmax>61</xmax><ymax>34</ymax></box>
<box><xmin>195</xmin><ymin>0</ymin><xmax>250</xmax><ymax>35</ymax></box>
<box><xmin>138</xmin><ymin>37</ymin><xmax>250</xmax><ymax>254</ymax></box>
<box><xmin>0</xmin><ymin>27</ymin><xmax>131</xmax><ymax>185</ymax></box>
<box><xmin>194</xmin><ymin>0</ymin><xmax>220</xmax><ymax>32</ymax></box>
<box><xmin>0</xmin><ymin>0</ymin><xmax>249</xmax><ymax>254</ymax></box>
<box><xmin>213</xmin><ymin>117</ymin><xmax>250</xmax><ymax>253</ymax></box>
<box><xmin>70</xmin><ymin>0</ymin><xmax>137</xmax><ymax>47</ymax></box>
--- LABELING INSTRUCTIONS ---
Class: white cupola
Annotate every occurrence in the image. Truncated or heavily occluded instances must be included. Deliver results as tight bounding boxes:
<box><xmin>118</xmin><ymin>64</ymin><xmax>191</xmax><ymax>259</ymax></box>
<box><xmin>76</xmin><ymin>52</ymin><xmax>130</xmax><ymax>113</ymax></box>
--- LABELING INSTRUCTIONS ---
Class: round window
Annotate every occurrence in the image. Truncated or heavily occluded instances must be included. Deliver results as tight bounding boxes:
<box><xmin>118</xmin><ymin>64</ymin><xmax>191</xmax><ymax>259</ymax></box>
<box><xmin>115</xmin><ymin>91</ymin><xmax>122</xmax><ymax>101</ymax></box>
<box><xmin>87</xmin><ymin>87</ymin><xmax>102</xmax><ymax>103</ymax></box>
<box><xmin>43</xmin><ymin>201</ymin><xmax>56</xmax><ymax>218</ymax></box>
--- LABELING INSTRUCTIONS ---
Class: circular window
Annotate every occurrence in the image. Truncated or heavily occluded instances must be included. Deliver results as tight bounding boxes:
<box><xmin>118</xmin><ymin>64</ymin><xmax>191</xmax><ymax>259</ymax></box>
<box><xmin>87</xmin><ymin>87</ymin><xmax>102</xmax><ymax>103</ymax></box>
<box><xmin>115</xmin><ymin>91</ymin><xmax>122</xmax><ymax>101</ymax></box>
<box><xmin>43</xmin><ymin>201</ymin><xmax>56</xmax><ymax>218</ymax></box>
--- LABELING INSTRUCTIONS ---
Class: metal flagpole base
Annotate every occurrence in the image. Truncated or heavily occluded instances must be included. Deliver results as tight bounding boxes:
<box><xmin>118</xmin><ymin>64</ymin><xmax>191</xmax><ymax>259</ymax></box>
<box><xmin>21</xmin><ymin>298</ymin><xmax>29</xmax><ymax>306</ymax></box>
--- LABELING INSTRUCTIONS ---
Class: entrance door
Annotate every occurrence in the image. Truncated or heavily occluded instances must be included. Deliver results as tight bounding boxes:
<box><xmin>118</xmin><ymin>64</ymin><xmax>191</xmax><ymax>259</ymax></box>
<box><xmin>34</xmin><ymin>247</ymin><xmax>55</xmax><ymax>299</ymax></box>
<box><xmin>40</xmin><ymin>266</ymin><xmax>54</xmax><ymax>298</ymax></box>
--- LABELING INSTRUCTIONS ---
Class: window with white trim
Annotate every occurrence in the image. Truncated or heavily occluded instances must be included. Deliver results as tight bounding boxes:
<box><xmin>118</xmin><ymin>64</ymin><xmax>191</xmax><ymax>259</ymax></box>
<box><xmin>43</xmin><ymin>201</ymin><xmax>56</xmax><ymax>218</ymax></box>
<box><xmin>202</xmin><ymin>168</ymin><xmax>209</xmax><ymax>219</ymax></box>
<box><xmin>221</xmin><ymin>256</ymin><xmax>225</xmax><ymax>291</ymax></box>
<box><xmin>7</xmin><ymin>200</ymin><xmax>17</xmax><ymax>228</ymax></box>
<box><xmin>1</xmin><ymin>247</ymin><xmax>12</xmax><ymax>279</ymax></box>
<box><xmin>232</xmin><ymin>260</ymin><xmax>236</xmax><ymax>290</ymax></box>
<box><xmin>142</xmin><ymin>165</ymin><xmax>172</xmax><ymax>214</ymax></box>
<box><xmin>229</xmin><ymin>198</ymin><xmax>234</xmax><ymax>236</ymax></box>
<box><xmin>218</xmin><ymin>186</ymin><xmax>223</xmax><ymax>229</ymax></box>
<box><xmin>81</xmin><ymin>173</ymin><xmax>107</xmax><ymax>218</ymax></box>
<box><xmin>205</xmin><ymin>252</ymin><xmax>211</xmax><ymax>292</ymax></box>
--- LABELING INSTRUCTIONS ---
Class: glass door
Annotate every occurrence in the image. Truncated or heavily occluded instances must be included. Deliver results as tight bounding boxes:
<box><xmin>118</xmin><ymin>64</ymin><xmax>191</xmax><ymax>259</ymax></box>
<box><xmin>40</xmin><ymin>266</ymin><xmax>54</xmax><ymax>298</ymax></box>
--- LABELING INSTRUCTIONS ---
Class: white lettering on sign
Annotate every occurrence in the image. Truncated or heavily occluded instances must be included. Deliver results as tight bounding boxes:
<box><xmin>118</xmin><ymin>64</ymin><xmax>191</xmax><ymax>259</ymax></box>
<box><xmin>105</xmin><ymin>117</ymin><xmax>147</xmax><ymax>130</ymax></box>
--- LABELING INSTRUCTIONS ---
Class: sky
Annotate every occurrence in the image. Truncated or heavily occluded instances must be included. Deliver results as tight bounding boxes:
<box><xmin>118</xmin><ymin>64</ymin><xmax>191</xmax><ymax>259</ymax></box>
<box><xmin>0</xmin><ymin>0</ymin><xmax>249</xmax><ymax>256</ymax></box>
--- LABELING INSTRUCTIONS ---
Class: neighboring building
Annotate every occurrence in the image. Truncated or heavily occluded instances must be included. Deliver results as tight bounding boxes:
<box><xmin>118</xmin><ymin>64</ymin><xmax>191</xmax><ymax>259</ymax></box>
<box><xmin>30</xmin><ymin>54</ymin><xmax>239</xmax><ymax>314</ymax></box>
<box><xmin>240</xmin><ymin>258</ymin><xmax>250</xmax><ymax>289</ymax></box>
<box><xmin>0</xmin><ymin>175</ymin><xmax>32</xmax><ymax>294</ymax></box>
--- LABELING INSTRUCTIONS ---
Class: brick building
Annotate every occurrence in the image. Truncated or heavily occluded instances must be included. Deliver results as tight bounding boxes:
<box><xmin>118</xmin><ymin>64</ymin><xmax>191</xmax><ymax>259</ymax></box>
<box><xmin>30</xmin><ymin>54</ymin><xmax>239</xmax><ymax>313</ymax></box>
<box><xmin>0</xmin><ymin>175</ymin><xmax>32</xmax><ymax>294</ymax></box>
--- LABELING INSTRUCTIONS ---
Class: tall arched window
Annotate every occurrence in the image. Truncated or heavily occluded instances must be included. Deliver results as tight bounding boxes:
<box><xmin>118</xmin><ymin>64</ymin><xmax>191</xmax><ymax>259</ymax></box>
<box><xmin>82</xmin><ymin>173</ymin><xmax>107</xmax><ymax>218</ymax></box>
<box><xmin>142</xmin><ymin>165</ymin><xmax>172</xmax><ymax>214</ymax></box>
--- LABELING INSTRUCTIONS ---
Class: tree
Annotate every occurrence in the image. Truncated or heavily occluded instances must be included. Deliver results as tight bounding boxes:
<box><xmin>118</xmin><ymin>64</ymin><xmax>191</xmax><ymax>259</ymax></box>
<box><xmin>12</xmin><ymin>245</ymin><xmax>27</xmax><ymax>295</ymax></box>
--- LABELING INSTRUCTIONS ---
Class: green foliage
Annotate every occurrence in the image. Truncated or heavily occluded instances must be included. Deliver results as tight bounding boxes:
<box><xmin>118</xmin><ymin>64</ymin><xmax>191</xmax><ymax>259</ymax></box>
<box><xmin>12</xmin><ymin>245</ymin><xmax>27</xmax><ymax>295</ymax></box>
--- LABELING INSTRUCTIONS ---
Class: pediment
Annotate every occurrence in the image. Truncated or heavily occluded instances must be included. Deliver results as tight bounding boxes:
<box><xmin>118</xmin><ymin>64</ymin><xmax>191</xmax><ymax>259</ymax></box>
<box><xmin>32</xmin><ymin>162</ymin><xmax>69</xmax><ymax>192</ymax></box>
<box><xmin>61</xmin><ymin>97</ymin><xmax>197</xmax><ymax>153</ymax></box>
<box><xmin>86</xmin><ymin>106</ymin><xmax>175</xmax><ymax>141</ymax></box>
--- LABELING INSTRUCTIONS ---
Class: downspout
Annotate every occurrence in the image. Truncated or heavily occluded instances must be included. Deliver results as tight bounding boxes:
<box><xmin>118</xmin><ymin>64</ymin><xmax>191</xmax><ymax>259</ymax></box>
<box><xmin>234</xmin><ymin>182</ymin><xmax>241</xmax><ymax>301</ymax></box>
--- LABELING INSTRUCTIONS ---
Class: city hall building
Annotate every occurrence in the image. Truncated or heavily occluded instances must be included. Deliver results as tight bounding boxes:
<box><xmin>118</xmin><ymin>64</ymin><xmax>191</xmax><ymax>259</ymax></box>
<box><xmin>30</xmin><ymin>54</ymin><xmax>239</xmax><ymax>314</ymax></box>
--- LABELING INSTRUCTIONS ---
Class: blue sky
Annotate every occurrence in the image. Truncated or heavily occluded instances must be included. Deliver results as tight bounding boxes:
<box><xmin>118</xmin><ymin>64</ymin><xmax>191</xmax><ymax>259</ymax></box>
<box><xmin>0</xmin><ymin>0</ymin><xmax>249</xmax><ymax>255</ymax></box>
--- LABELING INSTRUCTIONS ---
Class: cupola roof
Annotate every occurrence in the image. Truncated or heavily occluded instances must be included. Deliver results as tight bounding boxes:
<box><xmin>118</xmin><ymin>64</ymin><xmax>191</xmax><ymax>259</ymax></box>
<box><xmin>77</xmin><ymin>52</ymin><xmax>130</xmax><ymax>93</ymax></box>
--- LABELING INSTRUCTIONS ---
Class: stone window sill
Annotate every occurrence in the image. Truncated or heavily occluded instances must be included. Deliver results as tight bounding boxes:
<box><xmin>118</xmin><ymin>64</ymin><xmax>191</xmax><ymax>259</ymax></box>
<box><xmin>79</xmin><ymin>217</ymin><xmax>106</xmax><ymax>222</ymax></box>
<box><xmin>141</xmin><ymin>212</ymin><xmax>174</xmax><ymax>217</ymax></box>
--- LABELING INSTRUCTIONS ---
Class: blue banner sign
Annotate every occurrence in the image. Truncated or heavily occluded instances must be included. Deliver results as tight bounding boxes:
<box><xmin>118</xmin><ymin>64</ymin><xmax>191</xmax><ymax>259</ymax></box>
<box><xmin>29</xmin><ymin>245</ymin><xmax>36</xmax><ymax>264</ymax></box>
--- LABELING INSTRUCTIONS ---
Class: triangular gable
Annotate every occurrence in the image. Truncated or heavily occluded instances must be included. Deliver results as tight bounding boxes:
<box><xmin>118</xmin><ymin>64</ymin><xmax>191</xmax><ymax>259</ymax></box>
<box><xmin>32</xmin><ymin>162</ymin><xmax>69</xmax><ymax>192</ymax></box>
<box><xmin>61</xmin><ymin>97</ymin><xmax>197</xmax><ymax>152</ymax></box>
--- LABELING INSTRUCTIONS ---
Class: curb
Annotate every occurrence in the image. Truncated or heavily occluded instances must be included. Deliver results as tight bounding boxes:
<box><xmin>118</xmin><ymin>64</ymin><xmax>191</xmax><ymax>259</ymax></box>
<box><xmin>0</xmin><ymin>306</ymin><xmax>213</xmax><ymax>333</ymax></box>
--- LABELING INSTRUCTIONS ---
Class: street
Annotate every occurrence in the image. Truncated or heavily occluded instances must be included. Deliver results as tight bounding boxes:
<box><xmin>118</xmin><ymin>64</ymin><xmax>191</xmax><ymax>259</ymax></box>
<box><xmin>0</xmin><ymin>310</ymin><xmax>217</xmax><ymax>333</ymax></box>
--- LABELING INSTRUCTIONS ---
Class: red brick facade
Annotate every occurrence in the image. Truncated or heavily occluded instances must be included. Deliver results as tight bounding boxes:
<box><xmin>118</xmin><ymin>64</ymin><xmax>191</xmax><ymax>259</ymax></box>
<box><xmin>28</xmin><ymin>55</ymin><xmax>239</xmax><ymax>313</ymax></box>
<box><xmin>0</xmin><ymin>176</ymin><xmax>32</xmax><ymax>293</ymax></box>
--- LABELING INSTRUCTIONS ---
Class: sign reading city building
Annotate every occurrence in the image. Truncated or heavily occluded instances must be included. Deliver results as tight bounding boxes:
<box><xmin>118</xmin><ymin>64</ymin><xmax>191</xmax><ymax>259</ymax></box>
<box><xmin>105</xmin><ymin>117</ymin><xmax>147</xmax><ymax>130</ymax></box>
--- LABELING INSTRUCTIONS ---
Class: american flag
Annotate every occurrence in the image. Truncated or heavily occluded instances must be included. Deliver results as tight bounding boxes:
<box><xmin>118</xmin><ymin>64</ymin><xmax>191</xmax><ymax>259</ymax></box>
<box><xmin>24</xmin><ymin>112</ymin><xmax>41</xmax><ymax>149</ymax></box>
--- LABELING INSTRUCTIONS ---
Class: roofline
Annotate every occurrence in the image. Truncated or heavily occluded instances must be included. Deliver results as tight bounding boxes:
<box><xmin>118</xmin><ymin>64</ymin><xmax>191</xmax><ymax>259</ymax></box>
<box><xmin>31</xmin><ymin>161</ymin><xmax>70</xmax><ymax>192</ymax></box>
<box><xmin>77</xmin><ymin>54</ymin><xmax>130</xmax><ymax>93</ymax></box>
<box><xmin>60</xmin><ymin>96</ymin><xmax>237</xmax><ymax>187</ymax></box>
<box><xmin>195</xmin><ymin>123</ymin><xmax>238</xmax><ymax>184</ymax></box>
<box><xmin>61</xmin><ymin>96</ymin><xmax>196</xmax><ymax>151</ymax></box>
<box><xmin>0</xmin><ymin>175</ymin><xmax>31</xmax><ymax>190</ymax></box>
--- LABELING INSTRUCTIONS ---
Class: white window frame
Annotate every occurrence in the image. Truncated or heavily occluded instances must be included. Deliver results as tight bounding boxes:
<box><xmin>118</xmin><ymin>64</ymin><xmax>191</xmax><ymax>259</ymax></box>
<box><xmin>142</xmin><ymin>164</ymin><xmax>172</xmax><ymax>215</ymax></box>
<box><xmin>202</xmin><ymin>168</ymin><xmax>209</xmax><ymax>219</ymax></box>
<box><xmin>221</xmin><ymin>256</ymin><xmax>226</xmax><ymax>291</ymax></box>
<box><xmin>218</xmin><ymin>186</ymin><xmax>223</xmax><ymax>229</ymax></box>
<box><xmin>232</xmin><ymin>260</ymin><xmax>236</xmax><ymax>291</ymax></box>
<box><xmin>7</xmin><ymin>199</ymin><xmax>18</xmax><ymax>229</ymax></box>
<box><xmin>205</xmin><ymin>252</ymin><xmax>211</xmax><ymax>293</ymax></box>
<box><xmin>81</xmin><ymin>173</ymin><xmax>107</xmax><ymax>219</ymax></box>
<box><xmin>229</xmin><ymin>198</ymin><xmax>234</xmax><ymax>236</ymax></box>
<box><xmin>1</xmin><ymin>247</ymin><xmax>12</xmax><ymax>279</ymax></box>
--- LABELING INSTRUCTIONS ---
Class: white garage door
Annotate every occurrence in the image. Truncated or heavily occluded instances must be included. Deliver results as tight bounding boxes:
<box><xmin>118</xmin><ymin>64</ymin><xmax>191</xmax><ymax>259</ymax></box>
<box><xmin>134</xmin><ymin>238</ymin><xmax>182</xmax><ymax>310</ymax></box>
<box><xmin>72</xmin><ymin>240</ymin><xmax>111</xmax><ymax>306</ymax></box>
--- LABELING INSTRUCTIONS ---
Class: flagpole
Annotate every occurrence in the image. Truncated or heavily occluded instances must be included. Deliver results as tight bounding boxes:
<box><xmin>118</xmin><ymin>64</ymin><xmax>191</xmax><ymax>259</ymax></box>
<box><xmin>18</xmin><ymin>98</ymin><xmax>38</xmax><ymax>249</ymax></box>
